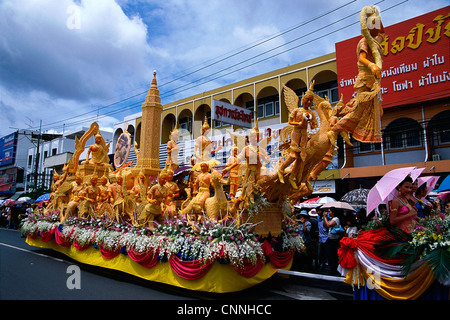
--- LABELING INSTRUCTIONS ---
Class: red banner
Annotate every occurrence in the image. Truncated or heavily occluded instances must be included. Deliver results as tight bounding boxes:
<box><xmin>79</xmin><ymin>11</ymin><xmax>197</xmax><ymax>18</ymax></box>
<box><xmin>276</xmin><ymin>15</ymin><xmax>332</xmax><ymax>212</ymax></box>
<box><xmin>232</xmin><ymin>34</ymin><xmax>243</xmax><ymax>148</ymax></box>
<box><xmin>336</xmin><ymin>6</ymin><xmax>450</xmax><ymax>109</ymax></box>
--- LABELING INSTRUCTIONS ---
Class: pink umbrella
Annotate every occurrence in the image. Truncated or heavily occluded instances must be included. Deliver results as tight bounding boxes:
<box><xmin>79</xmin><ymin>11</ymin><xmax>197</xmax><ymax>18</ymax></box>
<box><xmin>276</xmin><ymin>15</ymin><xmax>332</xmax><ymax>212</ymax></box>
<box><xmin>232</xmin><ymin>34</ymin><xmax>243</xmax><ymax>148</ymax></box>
<box><xmin>385</xmin><ymin>167</ymin><xmax>425</xmax><ymax>203</ymax></box>
<box><xmin>417</xmin><ymin>176</ymin><xmax>440</xmax><ymax>195</ymax></box>
<box><xmin>366</xmin><ymin>166</ymin><xmax>417</xmax><ymax>214</ymax></box>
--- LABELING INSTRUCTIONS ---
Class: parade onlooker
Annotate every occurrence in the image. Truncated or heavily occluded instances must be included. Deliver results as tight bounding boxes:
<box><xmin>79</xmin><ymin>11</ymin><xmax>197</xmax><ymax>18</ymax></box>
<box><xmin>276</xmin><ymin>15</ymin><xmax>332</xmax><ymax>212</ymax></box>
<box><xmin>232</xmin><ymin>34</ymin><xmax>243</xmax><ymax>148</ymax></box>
<box><xmin>296</xmin><ymin>210</ymin><xmax>312</xmax><ymax>270</ymax></box>
<box><xmin>316</xmin><ymin>207</ymin><xmax>328</xmax><ymax>271</ymax></box>
<box><xmin>308</xmin><ymin>209</ymin><xmax>319</xmax><ymax>269</ymax></box>
<box><xmin>323</xmin><ymin>207</ymin><xmax>343</xmax><ymax>276</ymax></box>
<box><xmin>344</xmin><ymin>215</ymin><xmax>358</xmax><ymax>238</ymax></box>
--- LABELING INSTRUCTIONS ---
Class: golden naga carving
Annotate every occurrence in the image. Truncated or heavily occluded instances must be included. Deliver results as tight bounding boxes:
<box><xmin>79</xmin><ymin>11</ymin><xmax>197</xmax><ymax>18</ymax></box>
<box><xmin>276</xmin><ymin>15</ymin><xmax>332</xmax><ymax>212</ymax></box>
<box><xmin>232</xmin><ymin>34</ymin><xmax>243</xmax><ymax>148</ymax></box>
<box><xmin>66</xmin><ymin>122</ymin><xmax>99</xmax><ymax>174</ymax></box>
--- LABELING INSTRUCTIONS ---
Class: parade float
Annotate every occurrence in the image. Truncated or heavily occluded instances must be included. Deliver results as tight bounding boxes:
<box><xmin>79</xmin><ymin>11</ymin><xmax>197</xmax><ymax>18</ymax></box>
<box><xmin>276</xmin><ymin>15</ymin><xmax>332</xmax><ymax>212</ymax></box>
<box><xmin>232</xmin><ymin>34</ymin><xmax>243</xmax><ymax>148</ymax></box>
<box><xmin>21</xmin><ymin>5</ymin><xmax>449</xmax><ymax>297</ymax></box>
<box><xmin>338</xmin><ymin>167</ymin><xmax>449</xmax><ymax>300</ymax></box>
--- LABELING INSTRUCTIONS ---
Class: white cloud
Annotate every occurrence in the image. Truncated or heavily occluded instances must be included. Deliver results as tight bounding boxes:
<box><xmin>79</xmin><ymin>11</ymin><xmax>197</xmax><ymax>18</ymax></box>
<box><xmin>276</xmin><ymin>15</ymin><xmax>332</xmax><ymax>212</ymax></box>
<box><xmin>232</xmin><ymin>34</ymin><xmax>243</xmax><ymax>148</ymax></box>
<box><xmin>1</xmin><ymin>0</ymin><xmax>448</xmax><ymax>137</ymax></box>
<box><xmin>0</xmin><ymin>0</ymin><xmax>153</xmax><ymax>135</ymax></box>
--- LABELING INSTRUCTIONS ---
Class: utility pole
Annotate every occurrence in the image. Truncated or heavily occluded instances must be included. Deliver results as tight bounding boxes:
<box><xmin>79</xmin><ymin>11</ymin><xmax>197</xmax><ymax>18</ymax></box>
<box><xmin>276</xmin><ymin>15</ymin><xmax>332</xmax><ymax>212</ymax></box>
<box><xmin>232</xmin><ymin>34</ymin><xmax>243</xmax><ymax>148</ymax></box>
<box><xmin>34</xmin><ymin>120</ymin><xmax>42</xmax><ymax>187</ymax></box>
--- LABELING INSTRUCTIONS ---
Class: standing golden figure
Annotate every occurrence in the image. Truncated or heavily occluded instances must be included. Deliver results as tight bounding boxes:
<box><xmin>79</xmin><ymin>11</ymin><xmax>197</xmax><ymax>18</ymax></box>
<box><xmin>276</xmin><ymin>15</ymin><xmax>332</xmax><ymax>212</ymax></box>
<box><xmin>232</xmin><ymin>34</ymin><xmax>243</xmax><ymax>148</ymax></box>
<box><xmin>332</xmin><ymin>5</ymin><xmax>385</xmax><ymax>143</ymax></box>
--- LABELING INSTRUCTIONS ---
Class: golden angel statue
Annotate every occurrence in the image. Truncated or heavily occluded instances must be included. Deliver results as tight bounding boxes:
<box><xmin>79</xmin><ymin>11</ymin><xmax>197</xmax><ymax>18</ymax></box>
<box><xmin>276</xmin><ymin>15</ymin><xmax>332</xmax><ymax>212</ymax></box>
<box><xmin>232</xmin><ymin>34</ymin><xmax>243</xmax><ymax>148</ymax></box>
<box><xmin>277</xmin><ymin>81</ymin><xmax>319</xmax><ymax>189</ymax></box>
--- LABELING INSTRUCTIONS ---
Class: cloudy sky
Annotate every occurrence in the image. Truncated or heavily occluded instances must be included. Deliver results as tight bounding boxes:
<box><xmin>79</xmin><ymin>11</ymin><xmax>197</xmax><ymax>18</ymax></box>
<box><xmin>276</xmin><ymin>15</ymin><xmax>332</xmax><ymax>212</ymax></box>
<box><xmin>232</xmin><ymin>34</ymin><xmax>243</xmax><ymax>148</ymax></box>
<box><xmin>0</xmin><ymin>0</ymin><xmax>447</xmax><ymax>137</ymax></box>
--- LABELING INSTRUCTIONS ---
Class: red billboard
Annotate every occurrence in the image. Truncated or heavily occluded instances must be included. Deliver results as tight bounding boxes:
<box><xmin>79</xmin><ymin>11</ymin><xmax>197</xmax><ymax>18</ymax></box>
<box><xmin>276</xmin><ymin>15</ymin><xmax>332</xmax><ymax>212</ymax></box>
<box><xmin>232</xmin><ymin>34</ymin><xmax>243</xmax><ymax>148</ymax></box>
<box><xmin>336</xmin><ymin>6</ymin><xmax>450</xmax><ymax>109</ymax></box>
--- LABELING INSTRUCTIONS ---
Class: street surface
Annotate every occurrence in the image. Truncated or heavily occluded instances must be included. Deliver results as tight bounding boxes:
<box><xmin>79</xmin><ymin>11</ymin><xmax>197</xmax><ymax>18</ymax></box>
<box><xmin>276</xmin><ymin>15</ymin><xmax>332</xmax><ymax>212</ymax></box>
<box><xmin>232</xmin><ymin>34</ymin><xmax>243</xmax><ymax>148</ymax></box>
<box><xmin>0</xmin><ymin>228</ymin><xmax>353</xmax><ymax>301</ymax></box>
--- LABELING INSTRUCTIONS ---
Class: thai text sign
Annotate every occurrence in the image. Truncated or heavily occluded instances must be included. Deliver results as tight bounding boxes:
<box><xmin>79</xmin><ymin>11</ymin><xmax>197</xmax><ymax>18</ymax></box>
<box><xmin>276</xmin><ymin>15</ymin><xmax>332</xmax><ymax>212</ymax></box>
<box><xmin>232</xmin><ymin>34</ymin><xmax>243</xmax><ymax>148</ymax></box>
<box><xmin>212</xmin><ymin>99</ymin><xmax>252</xmax><ymax>128</ymax></box>
<box><xmin>336</xmin><ymin>6</ymin><xmax>450</xmax><ymax>108</ymax></box>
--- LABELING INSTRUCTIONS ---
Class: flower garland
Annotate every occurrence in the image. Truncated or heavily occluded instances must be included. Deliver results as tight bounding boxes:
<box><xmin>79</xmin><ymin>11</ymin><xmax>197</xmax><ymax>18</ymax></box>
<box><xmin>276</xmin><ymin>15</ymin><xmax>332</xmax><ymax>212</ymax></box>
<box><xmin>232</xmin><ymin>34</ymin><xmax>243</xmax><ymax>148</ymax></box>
<box><xmin>21</xmin><ymin>210</ymin><xmax>305</xmax><ymax>270</ymax></box>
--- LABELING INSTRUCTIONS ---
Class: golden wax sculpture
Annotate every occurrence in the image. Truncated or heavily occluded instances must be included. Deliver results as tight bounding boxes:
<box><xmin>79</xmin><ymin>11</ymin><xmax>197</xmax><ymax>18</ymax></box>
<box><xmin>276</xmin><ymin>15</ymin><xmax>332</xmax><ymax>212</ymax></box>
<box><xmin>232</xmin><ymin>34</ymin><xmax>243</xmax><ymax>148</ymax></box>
<box><xmin>46</xmin><ymin>6</ymin><xmax>383</xmax><ymax>235</ymax></box>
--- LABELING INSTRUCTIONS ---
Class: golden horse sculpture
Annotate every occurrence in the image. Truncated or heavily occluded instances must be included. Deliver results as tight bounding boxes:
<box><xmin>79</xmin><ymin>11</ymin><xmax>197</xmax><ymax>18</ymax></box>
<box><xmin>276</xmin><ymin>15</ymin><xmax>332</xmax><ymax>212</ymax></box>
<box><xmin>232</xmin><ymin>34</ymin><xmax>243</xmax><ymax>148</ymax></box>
<box><xmin>260</xmin><ymin>83</ymin><xmax>351</xmax><ymax>204</ymax></box>
<box><xmin>180</xmin><ymin>161</ymin><xmax>233</xmax><ymax>223</ymax></box>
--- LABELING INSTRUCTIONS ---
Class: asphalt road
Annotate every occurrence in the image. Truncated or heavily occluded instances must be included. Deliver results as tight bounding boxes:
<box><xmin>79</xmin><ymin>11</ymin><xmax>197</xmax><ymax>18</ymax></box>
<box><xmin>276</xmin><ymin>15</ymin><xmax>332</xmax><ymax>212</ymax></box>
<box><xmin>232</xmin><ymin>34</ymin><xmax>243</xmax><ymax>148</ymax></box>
<box><xmin>0</xmin><ymin>228</ymin><xmax>353</xmax><ymax>303</ymax></box>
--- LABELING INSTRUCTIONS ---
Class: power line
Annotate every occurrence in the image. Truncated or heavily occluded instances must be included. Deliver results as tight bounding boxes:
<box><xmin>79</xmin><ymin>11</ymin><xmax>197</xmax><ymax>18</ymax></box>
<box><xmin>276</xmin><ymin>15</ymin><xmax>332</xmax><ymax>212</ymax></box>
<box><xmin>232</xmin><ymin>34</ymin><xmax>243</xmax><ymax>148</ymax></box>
<box><xmin>32</xmin><ymin>0</ymin><xmax>365</xmax><ymax>132</ymax></box>
<box><xmin>37</xmin><ymin>0</ymin><xmax>410</xmax><ymax>133</ymax></box>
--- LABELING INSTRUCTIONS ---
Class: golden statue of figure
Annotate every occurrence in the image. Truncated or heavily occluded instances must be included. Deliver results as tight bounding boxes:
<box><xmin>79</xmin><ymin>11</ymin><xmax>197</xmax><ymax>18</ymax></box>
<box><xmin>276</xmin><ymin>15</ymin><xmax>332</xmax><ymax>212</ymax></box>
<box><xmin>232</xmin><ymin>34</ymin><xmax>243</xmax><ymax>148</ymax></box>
<box><xmin>332</xmin><ymin>6</ymin><xmax>384</xmax><ymax>143</ymax></box>
<box><xmin>181</xmin><ymin>162</ymin><xmax>212</xmax><ymax>221</ymax></box>
<box><xmin>277</xmin><ymin>81</ymin><xmax>319</xmax><ymax>189</ymax></box>
<box><xmin>61</xmin><ymin>174</ymin><xmax>84</xmax><ymax>223</ymax></box>
<box><xmin>194</xmin><ymin>117</ymin><xmax>221</xmax><ymax>167</ymax></box>
<box><xmin>109</xmin><ymin>172</ymin><xmax>125</xmax><ymax>222</ymax></box>
<box><xmin>47</xmin><ymin>166</ymin><xmax>72</xmax><ymax>216</ymax></box>
<box><xmin>83</xmin><ymin>132</ymin><xmax>111</xmax><ymax>166</ymax></box>
<box><xmin>96</xmin><ymin>174</ymin><xmax>115</xmax><ymax>219</ymax></box>
<box><xmin>327</xmin><ymin>94</ymin><xmax>353</xmax><ymax>149</ymax></box>
<box><xmin>138</xmin><ymin>170</ymin><xmax>169</xmax><ymax>229</ymax></box>
<box><xmin>166</xmin><ymin>124</ymin><xmax>180</xmax><ymax>171</ymax></box>
<box><xmin>164</xmin><ymin>168</ymin><xmax>180</xmax><ymax>199</ymax></box>
<box><xmin>78</xmin><ymin>174</ymin><xmax>100</xmax><ymax>218</ymax></box>
<box><xmin>131</xmin><ymin>171</ymin><xmax>147</xmax><ymax>205</ymax></box>
<box><xmin>222</xmin><ymin>144</ymin><xmax>241</xmax><ymax>198</ymax></box>
<box><xmin>233</xmin><ymin>119</ymin><xmax>271</xmax><ymax>208</ymax></box>
<box><xmin>163</xmin><ymin>192</ymin><xmax>177</xmax><ymax>219</ymax></box>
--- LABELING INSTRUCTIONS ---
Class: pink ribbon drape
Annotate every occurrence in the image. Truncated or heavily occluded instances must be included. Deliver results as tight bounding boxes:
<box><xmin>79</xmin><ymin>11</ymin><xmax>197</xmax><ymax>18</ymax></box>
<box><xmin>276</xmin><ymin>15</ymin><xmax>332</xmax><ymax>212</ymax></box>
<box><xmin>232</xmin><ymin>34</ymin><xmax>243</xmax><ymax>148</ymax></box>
<box><xmin>54</xmin><ymin>228</ymin><xmax>72</xmax><ymax>247</ymax></box>
<box><xmin>261</xmin><ymin>240</ymin><xmax>294</xmax><ymax>268</ymax></box>
<box><xmin>73</xmin><ymin>239</ymin><xmax>90</xmax><ymax>251</ymax></box>
<box><xmin>168</xmin><ymin>255</ymin><xmax>213</xmax><ymax>280</ymax></box>
<box><xmin>127</xmin><ymin>248</ymin><xmax>159</xmax><ymax>268</ymax></box>
<box><xmin>99</xmin><ymin>245</ymin><xmax>121</xmax><ymax>259</ymax></box>
<box><xmin>338</xmin><ymin>228</ymin><xmax>408</xmax><ymax>269</ymax></box>
<box><xmin>233</xmin><ymin>258</ymin><xmax>265</xmax><ymax>277</ymax></box>
<box><xmin>270</xmin><ymin>250</ymin><xmax>294</xmax><ymax>268</ymax></box>
<box><xmin>40</xmin><ymin>229</ymin><xmax>54</xmax><ymax>242</ymax></box>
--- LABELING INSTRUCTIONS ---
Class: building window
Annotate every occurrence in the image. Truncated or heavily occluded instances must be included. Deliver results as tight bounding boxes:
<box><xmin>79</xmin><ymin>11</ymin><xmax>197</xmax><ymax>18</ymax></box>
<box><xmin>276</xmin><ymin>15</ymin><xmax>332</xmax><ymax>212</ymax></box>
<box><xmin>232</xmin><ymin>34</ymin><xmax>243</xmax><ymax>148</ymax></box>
<box><xmin>179</xmin><ymin>116</ymin><xmax>192</xmax><ymax>133</ymax></box>
<box><xmin>28</xmin><ymin>155</ymin><xmax>33</xmax><ymax>168</ymax></box>
<box><xmin>256</xmin><ymin>94</ymin><xmax>279</xmax><ymax>119</ymax></box>
<box><xmin>313</xmin><ymin>80</ymin><xmax>339</xmax><ymax>104</ymax></box>
<box><xmin>258</xmin><ymin>104</ymin><xmax>264</xmax><ymax>118</ymax></box>
<box><xmin>384</xmin><ymin>118</ymin><xmax>423</xmax><ymax>150</ymax></box>
<box><xmin>359</xmin><ymin>141</ymin><xmax>381</xmax><ymax>153</ymax></box>
<box><xmin>265</xmin><ymin>102</ymin><xmax>274</xmax><ymax>117</ymax></box>
<box><xmin>428</xmin><ymin>111</ymin><xmax>450</xmax><ymax>146</ymax></box>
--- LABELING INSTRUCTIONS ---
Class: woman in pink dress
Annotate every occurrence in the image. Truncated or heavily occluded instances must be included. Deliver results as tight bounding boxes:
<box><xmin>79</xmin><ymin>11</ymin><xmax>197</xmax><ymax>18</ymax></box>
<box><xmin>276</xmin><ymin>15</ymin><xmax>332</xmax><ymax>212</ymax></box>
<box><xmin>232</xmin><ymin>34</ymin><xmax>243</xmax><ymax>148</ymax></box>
<box><xmin>389</xmin><ymin>176</ymin><xmax>419</xmax><ymax>233</ymax></box>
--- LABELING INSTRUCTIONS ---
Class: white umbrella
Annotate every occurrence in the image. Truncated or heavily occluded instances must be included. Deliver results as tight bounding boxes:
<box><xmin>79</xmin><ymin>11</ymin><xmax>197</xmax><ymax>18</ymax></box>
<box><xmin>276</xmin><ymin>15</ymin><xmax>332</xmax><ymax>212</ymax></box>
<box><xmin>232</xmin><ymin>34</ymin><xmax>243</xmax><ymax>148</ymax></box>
<box><xmin>317</xmin><ymin>196</ymin><xmax>336</xmax><ymax>204</ymax></box>
<box><xmin>17</xmin><ymin>196</ymin><xmax>31</xmax><ymax>202</ymax></box>
<box><xmin>320</xmin><ymin>201</ymin><xmax>356</xmax><ymax>211</ymax></box>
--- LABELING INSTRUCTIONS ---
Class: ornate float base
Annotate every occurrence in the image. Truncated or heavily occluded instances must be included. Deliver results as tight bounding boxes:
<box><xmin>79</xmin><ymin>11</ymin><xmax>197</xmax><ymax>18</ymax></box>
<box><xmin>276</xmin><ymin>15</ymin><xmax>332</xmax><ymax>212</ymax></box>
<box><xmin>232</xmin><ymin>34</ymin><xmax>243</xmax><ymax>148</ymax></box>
<box><xmin>26</xmin><ymin>235</ymin><xmax>293</xmax><ymax>293</ymax></box>
<box><xmin>241</xmin><ymin>204</ymin><xmax>283</xmax><ymax>237</ymax></box>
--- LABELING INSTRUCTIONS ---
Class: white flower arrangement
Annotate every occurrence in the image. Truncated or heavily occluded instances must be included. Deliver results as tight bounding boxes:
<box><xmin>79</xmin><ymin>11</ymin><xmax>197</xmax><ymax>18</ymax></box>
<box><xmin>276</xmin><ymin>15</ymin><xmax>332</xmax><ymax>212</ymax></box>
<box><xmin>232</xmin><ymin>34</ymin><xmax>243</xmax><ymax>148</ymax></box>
<box><xmin>22</xmin><ymin>210</ymin><xmax>306</xmax><ymax>269</ymax></box>
<box><xmin>94</xmin><ymin>229</ymin><xmax>124</xmax><ymax>252</ymax></box>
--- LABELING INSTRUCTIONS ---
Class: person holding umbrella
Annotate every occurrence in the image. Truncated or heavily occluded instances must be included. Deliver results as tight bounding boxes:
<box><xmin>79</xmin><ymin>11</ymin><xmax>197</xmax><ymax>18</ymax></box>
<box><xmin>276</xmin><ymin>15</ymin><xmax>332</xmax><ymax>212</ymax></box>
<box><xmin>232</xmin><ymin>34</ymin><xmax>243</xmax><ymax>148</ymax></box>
<box><xmin>389</xmin><ymin>176</ymin><xmax>419</xmax><ymax>233</ymax></box>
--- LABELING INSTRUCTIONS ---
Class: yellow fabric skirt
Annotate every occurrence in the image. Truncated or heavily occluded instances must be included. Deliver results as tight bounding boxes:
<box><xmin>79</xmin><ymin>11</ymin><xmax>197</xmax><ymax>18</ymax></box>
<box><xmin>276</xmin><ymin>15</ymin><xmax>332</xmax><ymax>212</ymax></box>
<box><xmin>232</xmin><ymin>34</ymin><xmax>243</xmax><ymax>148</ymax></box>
<box><xmin>26</xmin><ymin>236</ymin><xmax>292</xmax><ymax>293</ymax></box>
